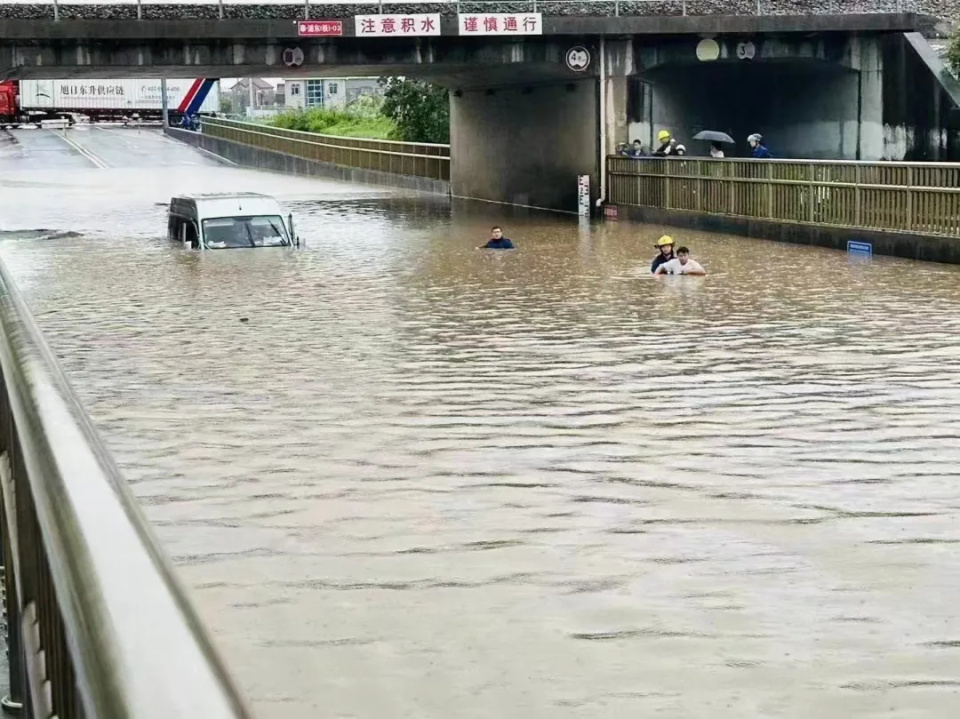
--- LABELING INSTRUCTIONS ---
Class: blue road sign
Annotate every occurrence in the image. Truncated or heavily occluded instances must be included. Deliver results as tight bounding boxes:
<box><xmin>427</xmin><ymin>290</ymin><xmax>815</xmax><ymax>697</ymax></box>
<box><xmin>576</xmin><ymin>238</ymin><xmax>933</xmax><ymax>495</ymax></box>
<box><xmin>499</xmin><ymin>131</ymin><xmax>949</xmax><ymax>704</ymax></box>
<box><xmin>847</xmin><ymin>240</ymin><xmax>873</xmax><ymax>257</ymax></box>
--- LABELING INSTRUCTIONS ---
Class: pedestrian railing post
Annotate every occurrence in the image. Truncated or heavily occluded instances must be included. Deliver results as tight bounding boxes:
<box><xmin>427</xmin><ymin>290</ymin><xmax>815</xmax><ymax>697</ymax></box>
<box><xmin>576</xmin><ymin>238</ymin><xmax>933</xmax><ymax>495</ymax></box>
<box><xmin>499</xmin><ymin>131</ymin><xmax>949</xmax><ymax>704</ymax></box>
<box><xmin>664</xmin><ymin>160</ymin><xmax>672</xmax><ymax>209</ymax></box>
<box><xmin>906</xmin><ymin>166</ymin><xmax>914</xmax><ymax>232</ymax></box>
<box><xmin>766</xmin><ymin>162</ymin><xmax>774</xmax><ymax>219</ymax></box>
<box><xmin>807</xmin><ymin>163</ymin><xmax>816</xmax><ymax>223</ymax></box>
<box><xmin>727</xmin><ymin>162</ymin><xmax>735</xmax><ymax>214</ymax></box>
<box><xmin>854</xmin><ymin>164</ymin><xmax>862</xmax><ymax>228</ymax></box>
<box><xmin>695</xmin><ymin>163</ymin><xmax>702</xmax><ymax>212</ymax></box>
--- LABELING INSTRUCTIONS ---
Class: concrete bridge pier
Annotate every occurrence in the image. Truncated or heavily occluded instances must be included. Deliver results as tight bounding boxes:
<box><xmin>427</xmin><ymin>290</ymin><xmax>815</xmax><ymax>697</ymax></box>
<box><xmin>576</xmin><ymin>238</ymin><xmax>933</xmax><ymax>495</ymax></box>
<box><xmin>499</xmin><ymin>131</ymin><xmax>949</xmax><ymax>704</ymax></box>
<box><xmin>449</xmin><ymin>79</ymin><xmax>598</xmax><ymax>213</ymax></box>
<box><xmin>449</xmin><ymin>39</ymin><xmax>633</xmax><ymax>214</ymax></box>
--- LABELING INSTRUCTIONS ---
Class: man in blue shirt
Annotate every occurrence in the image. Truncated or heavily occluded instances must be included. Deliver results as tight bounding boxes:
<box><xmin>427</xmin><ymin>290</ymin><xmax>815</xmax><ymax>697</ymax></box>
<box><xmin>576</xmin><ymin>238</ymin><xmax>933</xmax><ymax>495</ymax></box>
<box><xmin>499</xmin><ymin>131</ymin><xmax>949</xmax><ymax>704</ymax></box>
<box><xmin>748</xmin><ymin>133</ymin><xmax>772</xmax><ymax>158</ymax></box>
<box><xmin>483</xmin><ymin>226</ymin><xmax>515</xmax><ymax>249</ymax></box>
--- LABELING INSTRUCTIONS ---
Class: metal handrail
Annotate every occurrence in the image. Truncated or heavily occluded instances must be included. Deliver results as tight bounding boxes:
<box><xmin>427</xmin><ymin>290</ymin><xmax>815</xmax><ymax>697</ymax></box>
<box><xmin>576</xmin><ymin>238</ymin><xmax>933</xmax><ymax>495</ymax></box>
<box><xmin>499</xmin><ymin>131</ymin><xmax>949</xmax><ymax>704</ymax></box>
<box><xmin>611</xmin><ymin>155</ymin><xmax>960</xmax><ymax>169</ymax></box>
<box><xmin>606</xmin><ymin>156</ymin><xmax>960</xmax><ymax>237</ymax></box>
<box><xmin>216</xmin><ymin>119</ymin><xmax>451</xmax><ymax>152</ymax></box>
<box><xmin>0</xmin><ymin>258</ymin><xmax>254</xmax><ymax>719</ymax></box>
<box><xmin>207</xmin><ymin>121</ymin><xmax>448</xmax><ymax>160</ymax></box>
<box><xmin>202</xmin><ymin>117</ymin><xmax>451</xmax><ymax>181</ymax></box>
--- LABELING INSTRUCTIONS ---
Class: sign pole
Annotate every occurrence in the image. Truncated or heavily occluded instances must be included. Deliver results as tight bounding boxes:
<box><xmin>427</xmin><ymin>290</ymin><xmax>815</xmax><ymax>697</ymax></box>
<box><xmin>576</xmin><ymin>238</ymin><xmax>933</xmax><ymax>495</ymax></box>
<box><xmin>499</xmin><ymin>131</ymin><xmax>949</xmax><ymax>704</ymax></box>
<box><xmin>598</xmin><ymin>35</ymin><xmax>607</xmax><ymax>210</ymax></box>
<box><xmin>160</xmin><ymin>78</ymin><xmax>169</xmax><ymax>128</ymax></box>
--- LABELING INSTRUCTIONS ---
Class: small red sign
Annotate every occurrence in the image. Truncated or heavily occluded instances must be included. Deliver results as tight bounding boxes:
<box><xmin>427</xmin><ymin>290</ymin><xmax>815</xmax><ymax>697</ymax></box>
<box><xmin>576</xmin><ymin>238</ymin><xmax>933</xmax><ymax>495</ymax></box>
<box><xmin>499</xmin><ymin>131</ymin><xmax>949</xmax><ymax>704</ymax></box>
<box><xmin>604</xmin><ymin>205</ymin><xmax>619</xmax><ymax>220</ymax></box>
<box><xmin>298</xmin><ymin>20</ymin><xmax>343</xmax><ymax>37</ymax></box>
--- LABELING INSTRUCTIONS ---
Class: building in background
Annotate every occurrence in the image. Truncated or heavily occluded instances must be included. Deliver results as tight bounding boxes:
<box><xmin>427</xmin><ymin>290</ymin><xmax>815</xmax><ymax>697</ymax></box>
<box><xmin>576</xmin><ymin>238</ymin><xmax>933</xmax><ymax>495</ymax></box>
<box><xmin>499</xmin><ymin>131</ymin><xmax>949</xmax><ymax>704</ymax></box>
<box><xmin>227</xmin><ymin>78</ymin><xmax>276</xmax><ymax>114</ymax></box>
<box><xmin>282</xmin><ymin>78</ymin><xmax>381</xmax><ymax>111</ymax></box>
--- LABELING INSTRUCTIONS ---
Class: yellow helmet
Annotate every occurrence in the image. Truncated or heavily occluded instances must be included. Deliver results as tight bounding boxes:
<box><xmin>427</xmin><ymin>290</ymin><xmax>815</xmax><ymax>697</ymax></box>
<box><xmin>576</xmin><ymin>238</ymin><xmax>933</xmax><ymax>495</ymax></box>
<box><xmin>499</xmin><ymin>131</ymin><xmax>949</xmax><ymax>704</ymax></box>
<box><xmin>657</xmin><ymin>130</ymin><xmax>671</xmax><ymax>143</ymax></box>
<box><xmin>656</xmin><ymin>235</ymin><xmax>674</xmax><ymax>247</ymax></box>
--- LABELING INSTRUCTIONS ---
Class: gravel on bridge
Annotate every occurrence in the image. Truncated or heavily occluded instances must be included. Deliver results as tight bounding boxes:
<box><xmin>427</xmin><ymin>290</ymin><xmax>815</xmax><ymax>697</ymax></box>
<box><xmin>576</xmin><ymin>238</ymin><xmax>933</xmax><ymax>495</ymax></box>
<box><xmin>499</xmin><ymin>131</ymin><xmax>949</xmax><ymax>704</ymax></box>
<box><xmin>0</xmin><ymin>0</ymin><xmax>953</xmax><ymax>22</ymax></box>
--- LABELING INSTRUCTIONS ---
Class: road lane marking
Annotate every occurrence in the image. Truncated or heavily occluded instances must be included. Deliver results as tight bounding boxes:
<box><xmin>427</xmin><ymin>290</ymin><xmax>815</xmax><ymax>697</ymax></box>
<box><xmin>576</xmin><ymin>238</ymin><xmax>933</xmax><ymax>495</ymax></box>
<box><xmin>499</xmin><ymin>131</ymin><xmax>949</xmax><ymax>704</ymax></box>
<box><xmin>51</xmin><ymin>129</ymin><xmax>110</xmax><ymax>169</ymax></box>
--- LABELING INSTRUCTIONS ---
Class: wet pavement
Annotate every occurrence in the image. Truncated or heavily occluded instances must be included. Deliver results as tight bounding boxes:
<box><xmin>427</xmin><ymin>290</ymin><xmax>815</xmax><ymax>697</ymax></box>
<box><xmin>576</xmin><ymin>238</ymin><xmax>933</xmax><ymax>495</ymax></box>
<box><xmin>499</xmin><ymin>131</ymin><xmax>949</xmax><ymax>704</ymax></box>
<box><xmin>2</xmin><ymin>127</ymin><xmax>960</xmax><ymax>719</ymax></box>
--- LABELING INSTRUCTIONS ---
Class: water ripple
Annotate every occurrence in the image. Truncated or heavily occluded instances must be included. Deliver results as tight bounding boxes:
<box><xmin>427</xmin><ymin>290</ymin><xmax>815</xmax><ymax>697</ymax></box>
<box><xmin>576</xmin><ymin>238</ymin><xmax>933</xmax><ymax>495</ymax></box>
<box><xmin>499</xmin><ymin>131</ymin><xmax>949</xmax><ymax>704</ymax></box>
<box><xmin>4</xmin><ymin>142</ymin><xmax>960</xmax><ymax>718</ymax></box>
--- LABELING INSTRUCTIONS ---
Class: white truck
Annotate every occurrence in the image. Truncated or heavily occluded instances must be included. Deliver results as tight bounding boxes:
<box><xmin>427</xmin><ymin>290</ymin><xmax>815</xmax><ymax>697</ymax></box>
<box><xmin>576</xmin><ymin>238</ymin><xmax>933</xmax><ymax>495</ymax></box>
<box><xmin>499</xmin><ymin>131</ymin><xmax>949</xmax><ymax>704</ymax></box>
<box><xmin>2</xmin><ymin>78</ymin><xmax>219</xmax><ymax>126</ymax></box>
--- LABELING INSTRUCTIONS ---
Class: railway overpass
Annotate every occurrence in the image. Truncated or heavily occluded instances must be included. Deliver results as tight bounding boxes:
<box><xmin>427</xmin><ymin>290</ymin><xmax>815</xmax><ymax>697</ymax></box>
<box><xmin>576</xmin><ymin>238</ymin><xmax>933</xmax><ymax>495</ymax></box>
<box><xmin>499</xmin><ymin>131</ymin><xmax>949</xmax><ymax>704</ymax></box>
<box><xmin>1</xmin><ymin>3</ymin><xmax>957</xmax><ymax>211</ymax></box>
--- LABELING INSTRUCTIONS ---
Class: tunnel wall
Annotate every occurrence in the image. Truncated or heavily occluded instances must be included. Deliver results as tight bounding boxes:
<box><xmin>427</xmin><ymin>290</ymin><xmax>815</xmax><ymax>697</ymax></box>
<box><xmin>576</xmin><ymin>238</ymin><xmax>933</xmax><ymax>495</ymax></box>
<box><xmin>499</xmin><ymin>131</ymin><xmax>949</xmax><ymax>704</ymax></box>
<box><xmin>165</xmin><ymin>127</ymin><xmax>450</xmax><ymax>195</ymax></box>
<box><xmin>628</xmin><ymin>62</ymin><xmax>881</xmax><ymax>160</ymax></box>
<box><xmin>626</xmin><ymin>35</ymin><xmax>887</xmax><ymax>160</ymax></box>
<box><xmin>881</xmin><ymin>32</ymin><xmax>960</xmax><ymax>161</ymax></box>
<box><xmin>450</xmin><ymin>79</ymin><xmax>598</xmax><ymax>213</ymax></box>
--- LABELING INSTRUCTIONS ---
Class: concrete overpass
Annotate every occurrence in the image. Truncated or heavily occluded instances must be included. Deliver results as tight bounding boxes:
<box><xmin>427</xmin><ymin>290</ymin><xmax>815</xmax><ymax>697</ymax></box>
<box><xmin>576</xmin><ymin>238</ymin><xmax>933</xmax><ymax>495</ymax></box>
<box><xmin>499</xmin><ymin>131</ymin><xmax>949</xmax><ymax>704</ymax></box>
<box><xmin>1</xmin><ymin>6</ymin><xmax>955</xmax><ymax>212</ymax></box>
<box><xmin>0</xmin><ymin>11</ymin><xmax>941</xmax><ymax>80</ymax></box>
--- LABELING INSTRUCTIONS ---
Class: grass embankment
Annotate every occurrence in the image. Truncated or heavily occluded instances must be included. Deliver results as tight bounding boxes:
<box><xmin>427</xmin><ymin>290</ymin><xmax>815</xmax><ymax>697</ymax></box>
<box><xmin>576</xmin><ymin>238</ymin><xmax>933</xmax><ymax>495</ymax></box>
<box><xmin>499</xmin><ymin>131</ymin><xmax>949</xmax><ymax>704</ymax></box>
<box><xmin>270</xmin><ymin>106</ymin><xmax>396</xmax><ymax>140</ymax></box>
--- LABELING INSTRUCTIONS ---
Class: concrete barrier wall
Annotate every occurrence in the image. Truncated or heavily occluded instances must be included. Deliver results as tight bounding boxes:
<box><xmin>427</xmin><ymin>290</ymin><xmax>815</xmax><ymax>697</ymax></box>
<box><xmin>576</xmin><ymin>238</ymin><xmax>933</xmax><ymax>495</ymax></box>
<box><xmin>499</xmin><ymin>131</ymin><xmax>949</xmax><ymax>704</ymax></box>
<box><xmin>165</xmin><ymin>127</ymin><xmax>450</xmax><ymax>195</ymax></box>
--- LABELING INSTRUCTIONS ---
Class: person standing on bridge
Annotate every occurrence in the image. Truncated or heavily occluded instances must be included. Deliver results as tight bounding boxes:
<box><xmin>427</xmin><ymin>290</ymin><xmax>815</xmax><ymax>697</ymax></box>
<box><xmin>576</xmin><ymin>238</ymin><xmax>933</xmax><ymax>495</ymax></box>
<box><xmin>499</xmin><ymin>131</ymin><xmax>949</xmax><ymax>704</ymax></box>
<box><xmin>650</xmin><ymin>235</ymin><xmax>676</xmax><ymax>274</ymax></box>
<box><xmin>626</xmin><ymin>139</ymin><xmax>647</xmax><ymax>158</ymax></box>
<box><xmin>482</xmin><ymin>226</ymin><xmax>515</xmax><ymax>250</ymax></box>
<box><xmin>748</xmin><ymin>133</ymin><xmax>773</xmax><ymax>159</ymax></box>
<box><xmin>654</xmin><ymin>130</ymin><xmax>678</xmax><ymax>157</ymax></box>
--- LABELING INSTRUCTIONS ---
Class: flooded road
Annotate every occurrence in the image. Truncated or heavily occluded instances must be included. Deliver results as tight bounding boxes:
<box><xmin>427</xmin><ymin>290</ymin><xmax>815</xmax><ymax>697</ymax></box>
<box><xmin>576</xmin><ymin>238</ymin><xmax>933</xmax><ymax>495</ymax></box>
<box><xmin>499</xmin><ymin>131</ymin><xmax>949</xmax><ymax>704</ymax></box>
<box><xmin>3</xmin><ymin>127</ymin><xmax>960</xmax><ymax>719</ymax></box>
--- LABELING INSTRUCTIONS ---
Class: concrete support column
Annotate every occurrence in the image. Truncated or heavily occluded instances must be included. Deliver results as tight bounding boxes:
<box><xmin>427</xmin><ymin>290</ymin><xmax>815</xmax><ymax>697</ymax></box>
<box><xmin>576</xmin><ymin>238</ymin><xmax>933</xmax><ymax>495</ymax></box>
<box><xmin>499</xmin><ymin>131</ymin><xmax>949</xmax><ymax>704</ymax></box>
<box><xmin>450</xmin><ymin>79</ymin><xmax>599</xmax><ymax>213</ymax></box>
<box><xmin>601</xmin><ymin>39</ymin><xmax>633</xmax><ymax>158</ymax></box>
<box><xmin>857</xmin><ymin>35</ymin><xmax>884</xmax><ymax>160</ymax></box>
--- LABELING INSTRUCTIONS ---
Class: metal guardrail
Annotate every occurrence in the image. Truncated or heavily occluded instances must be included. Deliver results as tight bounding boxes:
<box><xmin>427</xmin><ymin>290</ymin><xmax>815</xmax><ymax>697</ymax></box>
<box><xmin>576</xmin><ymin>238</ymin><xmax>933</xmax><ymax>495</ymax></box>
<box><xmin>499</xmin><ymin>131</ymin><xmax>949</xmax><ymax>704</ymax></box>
<box><xmin>0</xmin><ymin>259</ymin><xmax>254</xmax><ymax>719</ymax></box>
<box><xmin>607</xmin><ymin>156</ymin><xmax>960</xmax><ymax>238</ymax></box>
<box><xmin>202</xmin><ymin>117</ymin><xmax>451</xmax><ymax>182</ymax></box>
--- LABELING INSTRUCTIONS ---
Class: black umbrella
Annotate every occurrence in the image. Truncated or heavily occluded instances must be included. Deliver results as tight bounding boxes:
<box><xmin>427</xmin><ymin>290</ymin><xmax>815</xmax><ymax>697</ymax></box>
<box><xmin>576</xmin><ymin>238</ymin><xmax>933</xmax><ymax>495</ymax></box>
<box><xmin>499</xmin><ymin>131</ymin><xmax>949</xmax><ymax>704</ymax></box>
<box><xmin>693</xmin><ymin>130</ymin><xmax>735</xmax><ymax>144</ymax></box>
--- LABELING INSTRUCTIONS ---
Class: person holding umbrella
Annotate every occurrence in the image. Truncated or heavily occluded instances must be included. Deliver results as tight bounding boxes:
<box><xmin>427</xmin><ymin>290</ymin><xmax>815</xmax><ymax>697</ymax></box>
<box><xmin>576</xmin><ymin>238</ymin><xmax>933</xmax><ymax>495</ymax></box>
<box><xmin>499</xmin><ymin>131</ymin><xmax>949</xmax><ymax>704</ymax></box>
<box><xmin>693</xmin><ymin>130</ymin><xmax>734</xmax><ymax>158</ymax></box>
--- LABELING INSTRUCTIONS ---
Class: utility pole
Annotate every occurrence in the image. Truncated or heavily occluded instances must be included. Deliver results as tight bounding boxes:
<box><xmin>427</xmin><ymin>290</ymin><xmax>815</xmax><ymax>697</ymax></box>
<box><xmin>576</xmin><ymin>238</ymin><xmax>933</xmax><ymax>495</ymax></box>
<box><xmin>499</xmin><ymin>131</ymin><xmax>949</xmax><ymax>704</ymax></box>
<box><xmin>248</xmin><ymin>78</ymin><xmax>255</xmax><ymax>118</ymax></box>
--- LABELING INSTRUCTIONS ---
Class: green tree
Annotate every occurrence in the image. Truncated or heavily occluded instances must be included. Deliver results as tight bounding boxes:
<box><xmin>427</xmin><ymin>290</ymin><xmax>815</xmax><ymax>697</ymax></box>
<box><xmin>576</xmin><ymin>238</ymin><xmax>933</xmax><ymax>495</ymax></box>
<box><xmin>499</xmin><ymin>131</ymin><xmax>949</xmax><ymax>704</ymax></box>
<box><xmin>948</xmin><ymin>28</ymin><xmax>960</xmax><ymax>77</ymax></box>
<box><xmin>378</xmin><ymin>78</ymin><xmax>450</xmax><ymax>144</ymax></box>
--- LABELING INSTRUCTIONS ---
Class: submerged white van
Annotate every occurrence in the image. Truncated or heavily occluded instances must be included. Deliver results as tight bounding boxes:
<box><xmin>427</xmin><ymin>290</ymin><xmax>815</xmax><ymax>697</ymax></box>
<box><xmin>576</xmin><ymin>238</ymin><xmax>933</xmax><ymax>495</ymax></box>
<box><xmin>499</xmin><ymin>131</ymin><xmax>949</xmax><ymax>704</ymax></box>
<box><xmin>167</xmin><ymin>193</ymin><xmax>299</xmax><ymax>249</ymax></box>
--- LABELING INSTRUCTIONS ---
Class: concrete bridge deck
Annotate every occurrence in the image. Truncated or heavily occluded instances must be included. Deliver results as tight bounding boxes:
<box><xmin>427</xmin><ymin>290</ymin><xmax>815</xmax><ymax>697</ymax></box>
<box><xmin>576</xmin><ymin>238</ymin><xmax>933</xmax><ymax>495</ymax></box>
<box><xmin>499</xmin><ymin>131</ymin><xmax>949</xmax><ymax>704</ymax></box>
<box><xmin>0</xmin><ymin>11</ymin><xmax>942</xmax><ymax>81</ymax></box>
<box><xmin>0</xmin><ymin>11</ymin><xmax>943</xmax><ymax>39</ymax></box>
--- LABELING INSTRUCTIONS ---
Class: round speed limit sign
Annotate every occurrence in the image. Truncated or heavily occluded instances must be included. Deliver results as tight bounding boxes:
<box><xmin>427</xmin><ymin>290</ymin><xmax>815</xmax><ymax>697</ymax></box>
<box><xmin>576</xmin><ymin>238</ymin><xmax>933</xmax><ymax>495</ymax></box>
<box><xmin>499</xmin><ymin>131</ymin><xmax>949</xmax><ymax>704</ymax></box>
<box><xmin>565</xmin><ymin>46</ymin><xmax>591</xmax><ymax>72</ymax></box>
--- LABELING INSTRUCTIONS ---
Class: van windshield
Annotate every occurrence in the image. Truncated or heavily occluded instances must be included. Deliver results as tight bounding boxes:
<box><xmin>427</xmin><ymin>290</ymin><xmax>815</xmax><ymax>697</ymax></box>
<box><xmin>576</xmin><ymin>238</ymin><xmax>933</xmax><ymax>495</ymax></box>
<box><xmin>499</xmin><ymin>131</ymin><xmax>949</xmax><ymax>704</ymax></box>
<box><xmin>201</xmin><ymin>216</ymin><xmax>290</xmax><ymax>249</ymax></box>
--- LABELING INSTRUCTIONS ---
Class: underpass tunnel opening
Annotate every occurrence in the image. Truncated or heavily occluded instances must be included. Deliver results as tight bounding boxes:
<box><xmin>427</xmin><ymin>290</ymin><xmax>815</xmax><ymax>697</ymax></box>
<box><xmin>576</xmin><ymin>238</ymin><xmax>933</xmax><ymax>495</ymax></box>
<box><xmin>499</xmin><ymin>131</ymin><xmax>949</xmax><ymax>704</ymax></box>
<box><xmin>627</xmin><ymin>61</ymin><xmax>867</xmax><ymax>160</ymax></box>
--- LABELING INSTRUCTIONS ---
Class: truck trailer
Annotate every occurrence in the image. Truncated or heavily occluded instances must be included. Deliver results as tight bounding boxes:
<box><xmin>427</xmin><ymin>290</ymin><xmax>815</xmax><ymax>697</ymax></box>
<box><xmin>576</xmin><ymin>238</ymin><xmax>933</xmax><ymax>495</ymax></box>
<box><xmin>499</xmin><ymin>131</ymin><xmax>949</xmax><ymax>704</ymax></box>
<box><xmin>0</xmin><ymin>78</ymin><xmax>220</xmax><ymax>128</ymax></box>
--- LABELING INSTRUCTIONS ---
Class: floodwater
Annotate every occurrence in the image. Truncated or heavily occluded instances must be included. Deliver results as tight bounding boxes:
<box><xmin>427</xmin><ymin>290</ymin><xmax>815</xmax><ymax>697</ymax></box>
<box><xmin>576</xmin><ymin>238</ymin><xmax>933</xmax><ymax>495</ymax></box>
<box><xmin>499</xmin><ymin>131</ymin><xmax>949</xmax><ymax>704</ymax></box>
<box><xmin>3</xmin><ymin>126</ymin><xmax>960</xmax><ymax>719</ymax></box>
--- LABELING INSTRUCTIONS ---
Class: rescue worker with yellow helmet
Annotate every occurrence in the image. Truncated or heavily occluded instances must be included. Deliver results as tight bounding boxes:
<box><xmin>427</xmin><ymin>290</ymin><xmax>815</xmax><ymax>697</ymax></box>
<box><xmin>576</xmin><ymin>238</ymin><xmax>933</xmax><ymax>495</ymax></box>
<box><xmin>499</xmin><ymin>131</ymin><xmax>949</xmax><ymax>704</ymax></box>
<box><xmin>654</xmin><ymin>130</ymin><xmax>678</xmax><ymax>157</ymax></box>
<box><xmin>651</xmin><ymin>234</ymin><xmax>677</xmax><ymax>274</ymax></box>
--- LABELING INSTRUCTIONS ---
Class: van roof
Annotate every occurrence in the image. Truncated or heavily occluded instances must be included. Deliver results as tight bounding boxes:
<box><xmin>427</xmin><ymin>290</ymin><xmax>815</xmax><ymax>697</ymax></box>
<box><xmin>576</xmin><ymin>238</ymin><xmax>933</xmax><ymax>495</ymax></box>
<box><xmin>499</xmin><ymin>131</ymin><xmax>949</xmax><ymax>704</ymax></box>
<box><xmin>171</xmin><ymin>193</ymin><xmax>284</xmax><ymax>220</ymax></box>
<box><xmin>176</xmin><ymin>193</ymin><xmax>273</xmax><ymax>201</ymax></box>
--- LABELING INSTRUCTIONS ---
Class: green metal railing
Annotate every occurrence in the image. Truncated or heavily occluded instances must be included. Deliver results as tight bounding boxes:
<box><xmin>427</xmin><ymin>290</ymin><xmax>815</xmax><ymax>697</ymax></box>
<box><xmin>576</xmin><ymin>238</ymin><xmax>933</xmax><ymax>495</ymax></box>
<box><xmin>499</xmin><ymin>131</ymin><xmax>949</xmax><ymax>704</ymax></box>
<box><xmin>607</xmin><ymin>157</ymin><xmax>960</xmax><ymax>238</ymax></box>
<box><xmin>0</xmin><ymin>258</ymin><xmax>254</xmax><ymax>719</ymax></box>
<box><xmin>202</xmin><ymin>117</ymin><xmax>451</xmax><ymax>183</ymax></box>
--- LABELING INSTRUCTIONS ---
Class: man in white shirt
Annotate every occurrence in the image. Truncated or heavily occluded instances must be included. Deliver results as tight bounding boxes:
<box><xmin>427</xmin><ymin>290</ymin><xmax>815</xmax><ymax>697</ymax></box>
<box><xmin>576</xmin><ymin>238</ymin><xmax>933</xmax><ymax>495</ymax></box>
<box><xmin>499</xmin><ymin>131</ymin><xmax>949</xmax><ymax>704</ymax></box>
<box><xmin>654</xmin><ymin>246</ymin><xmax>706</xmax><ymax>276</ymax></box>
